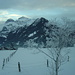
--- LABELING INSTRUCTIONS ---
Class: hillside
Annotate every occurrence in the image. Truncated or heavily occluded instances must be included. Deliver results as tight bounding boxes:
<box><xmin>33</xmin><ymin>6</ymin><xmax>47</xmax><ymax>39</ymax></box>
<box><xmin>0</xmin><ymin>47</ymin><xmax>75</xmax><ymax>75</ymax></box>
<box><xmin>0</xmin><ymin>17</ymin><xmax>75</xmax><ymax>48</ymax></box>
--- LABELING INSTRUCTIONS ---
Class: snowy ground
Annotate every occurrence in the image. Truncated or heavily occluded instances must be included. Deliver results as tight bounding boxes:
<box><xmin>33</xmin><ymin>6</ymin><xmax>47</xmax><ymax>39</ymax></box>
<box><xmin>59</xmin><ymin>47</ymin><xmax>75</xmax><ymax>75</ymax></box>
<box><xmin>0</xmin><ymin>47</ymin><xmax>75</xmax><ymax>75</ymax></box>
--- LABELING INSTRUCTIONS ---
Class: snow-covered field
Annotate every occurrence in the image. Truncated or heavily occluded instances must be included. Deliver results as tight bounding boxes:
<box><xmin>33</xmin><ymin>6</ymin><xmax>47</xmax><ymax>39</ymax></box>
<box><xmin>0</xmin><ymin>47</ymin><xmax>75</xmax><ymax>75</ymax></box>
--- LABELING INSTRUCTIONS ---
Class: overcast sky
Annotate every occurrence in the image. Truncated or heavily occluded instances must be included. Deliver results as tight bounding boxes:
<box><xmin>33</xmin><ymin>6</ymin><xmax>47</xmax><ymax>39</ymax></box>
<box><xmin>0</xmin><ymin>0</ymin><xmax>75</xmax><ymax>21</ymax></box>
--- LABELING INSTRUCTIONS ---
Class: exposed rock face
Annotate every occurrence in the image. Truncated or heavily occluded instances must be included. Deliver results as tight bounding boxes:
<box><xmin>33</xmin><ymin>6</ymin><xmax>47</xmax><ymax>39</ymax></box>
<box><xmin>0</xmin><ymin>17</ymin><xmax>75</xmax><ymax>47</ymax></box>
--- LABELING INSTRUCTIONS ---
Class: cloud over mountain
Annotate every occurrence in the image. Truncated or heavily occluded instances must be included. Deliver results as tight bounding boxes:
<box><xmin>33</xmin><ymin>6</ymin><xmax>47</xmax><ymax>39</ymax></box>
<box><xmin>0</xmin><ymin>0</ymin><xmax>75</xmax><ymax>20</ymax></box>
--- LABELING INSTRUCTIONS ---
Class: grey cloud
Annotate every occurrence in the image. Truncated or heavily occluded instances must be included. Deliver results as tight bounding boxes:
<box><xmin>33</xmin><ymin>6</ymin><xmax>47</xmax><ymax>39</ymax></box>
<box><xmin>59</xmin><ymin>8</ymin><xmax>75</xmax><ymax>19</ymax></box>
<box><xmin>0</xmin><ymin>0</ymin><xmax>22</xmax><ymax>9</ymax></box>
<box><xmin>0</xmin><ymin>0</ymin><xmax>75</xmax><ymax>20</ymax></box>
<box><xmin>0</xmin><ymin>0</ymin><xmax>75</xmax><ymax>10</ymax></box>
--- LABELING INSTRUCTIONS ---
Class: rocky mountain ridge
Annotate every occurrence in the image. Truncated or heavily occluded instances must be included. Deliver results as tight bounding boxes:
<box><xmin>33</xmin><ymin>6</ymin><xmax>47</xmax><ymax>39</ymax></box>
<box><xmin>0</xmin><ymin>17</ymin><xmax>75</xmax><ymax>48</ymax></box>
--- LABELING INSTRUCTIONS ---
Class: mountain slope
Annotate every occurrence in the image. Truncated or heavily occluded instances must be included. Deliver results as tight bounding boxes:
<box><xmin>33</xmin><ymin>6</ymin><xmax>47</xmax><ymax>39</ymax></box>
<box><xmin>0</xmin><ymin>17</ymin><xmax>75</xmax><ymax>47</ymax></box>
<box><xmin>0</xmin><ymin>17</ymin><xmax>35</xmax><ymax>38</ymax></box>
<box><xmin>5</xmin><ymin>17</ymin><xmax>49</xmax><ymax>46</ymax></box>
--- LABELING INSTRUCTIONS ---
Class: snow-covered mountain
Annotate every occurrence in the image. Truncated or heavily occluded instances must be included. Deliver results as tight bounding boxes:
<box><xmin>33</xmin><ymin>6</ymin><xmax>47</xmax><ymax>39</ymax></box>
<box><xmin>0</xmin><ymin>17</ymin><xmax>35</xmax><ymax>37</ymax></box>
<box><xmin>16</xmin><ymin>16</ymin><xmax>35</xmax><ymax>26</ymax></box>
<box><xmin>0</xmin><ymin>17</ymin><xmax>75</xmax><ymax>47</ymax></box>
<box><xmin>4</xmin><ymin>17</ymin><xmax>48</xmax><ymax>46</ymax></box>
<box><xmin>2</xmin><ymin>17</ymin><xmax>61</xmax><ymax>47</ymax></box>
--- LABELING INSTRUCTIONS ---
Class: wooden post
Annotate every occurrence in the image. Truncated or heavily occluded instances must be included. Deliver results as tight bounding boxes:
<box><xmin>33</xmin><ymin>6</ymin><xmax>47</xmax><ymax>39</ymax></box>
<box><xmin>18</xmin><ymin>62</ymin><xmax>21</xmax><ymax>72</ymax></box>
<box><xmin>2</xmin><ymin>59</ymin><xmax>5</xmax><ymax>69</ymax></box>
<box><xmin>47</xmin><ymin>59</ymin><xmax>49</xmax><ymax>67</ymax></box>
<box><xmin>67</xmin><ymin>56</ymin><xmax>69</xmax><ymax>62</ymax></box>
<box><xmin>6</xmin><ymin>58</ymin><xmax>8</xmax><ymax>63</ymax></box>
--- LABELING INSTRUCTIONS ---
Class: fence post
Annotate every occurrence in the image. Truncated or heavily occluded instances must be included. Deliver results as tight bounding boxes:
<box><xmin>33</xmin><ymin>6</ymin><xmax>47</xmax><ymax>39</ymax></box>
<box><xmin>2</xmin><ymin>59</ymin><xmax>5</xmax><ymax>69</ymax></box>
<box><xmin>67</xmin><ymin>56</ymin><xmax>69</xmax><ymax>62</ymax></box>
<box><xmin>18</xmin><ymin>62</ymin><xmax>21</xmax><ymax>72</ymax></box>
<box><xmin>6</xmin><ymin>58</ymin><xmax>8</xmax><ymax>63</ymax></box>
<box><xmin>47</xmin><ymin>59</ymin><xmax>49</xmax><ymax>67</ymax></box>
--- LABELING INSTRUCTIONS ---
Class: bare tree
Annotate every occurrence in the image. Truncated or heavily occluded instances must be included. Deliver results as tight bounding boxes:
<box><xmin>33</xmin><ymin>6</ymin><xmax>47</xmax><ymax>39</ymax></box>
<box><xmin>32</xmin><ymin>17</ymin><xmax>72</xmax><ymax>75</ymax></box>
<box><xmin>36</xmin><ymin>28</ymin><xmax>70</xmax><ymax>75</ymax></box>
<box><xmin>37</xmin><ymin>47</ymin><xmax>69</xmax><ymax>75</ymax></box>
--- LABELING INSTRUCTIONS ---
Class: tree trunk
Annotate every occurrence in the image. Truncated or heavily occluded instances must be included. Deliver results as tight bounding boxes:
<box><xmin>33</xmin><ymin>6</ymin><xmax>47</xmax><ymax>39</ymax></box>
<box><xmin>55</xmin><ymin>57</ymin><xmax>59</xmax><ymax>75</ymax></box>
<box><xmin>56</xmin><ymin>67</ymin><xmax>58</xmax><ymax>75</ymax></box>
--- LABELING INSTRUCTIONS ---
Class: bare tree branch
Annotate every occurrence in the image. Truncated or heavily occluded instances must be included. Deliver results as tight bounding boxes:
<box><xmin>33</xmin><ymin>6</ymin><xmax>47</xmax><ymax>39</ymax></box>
<box><xmin>37</xmin><ymin>48</ymin><xmax>56</xmax><ymax>62</ymax></box>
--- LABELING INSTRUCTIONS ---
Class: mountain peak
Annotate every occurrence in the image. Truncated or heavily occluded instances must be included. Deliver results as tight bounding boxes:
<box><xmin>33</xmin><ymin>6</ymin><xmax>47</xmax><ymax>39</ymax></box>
<box><xmin>40</xmin><ymin>17</ymin><xmax>48</xmax><ymax>22</ymax></box>
<box><xmin>5</xmin><ymin>19</ymin><xmax>15</xmax><ymax>23</ymax></box>
<box><xmin>18</xmin><ymin>16</ymin><xmax>29</xmax><ymax>21</ymax></box>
